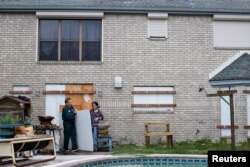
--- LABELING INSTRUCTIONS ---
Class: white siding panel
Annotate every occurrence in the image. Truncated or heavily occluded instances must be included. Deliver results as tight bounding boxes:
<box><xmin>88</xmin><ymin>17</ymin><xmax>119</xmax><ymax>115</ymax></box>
<box><xmin>45</xmin><ymin>84</ymin><xmax>65</xmax><ymax>151</ymax></box>
<box><xmin>221</xmin><ymin>96</ymin><xmax>231</xmax><ymax>137</ymax></box>
<box><xmin>45</xmin><ymin>94</ymin><xmax>65</xmax><ymax>151</ymax></box>
<box><xmin>247</xmin><ymin>93</ymin><xmax>250</xmax><ymax>137</ymax></box>
<box><xmin>45</xmin><ymin>84</ymin><xmax>65</xmax><ymax>91</ymax></box>
<box><xmin>76</xmin><ymin>111</ymin><xmax>94</xmax><ymax>151</ymax></box>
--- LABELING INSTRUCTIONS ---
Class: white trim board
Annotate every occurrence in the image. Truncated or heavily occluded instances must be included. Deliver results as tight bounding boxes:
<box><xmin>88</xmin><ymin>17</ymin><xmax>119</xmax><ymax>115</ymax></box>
<box><xmin>148</xmin><ymin>13</ymin><xmax>168</xmax><ymax>19</ymax></box>
<box><xmin>36</xmin><ymin>12</ymin><xmax>104</xmax><ymax>18</ymax></box>
<box><xmin>214</xmin><ymin>14</ymin><xmax>250</xmax><ymax>21</ymax></box>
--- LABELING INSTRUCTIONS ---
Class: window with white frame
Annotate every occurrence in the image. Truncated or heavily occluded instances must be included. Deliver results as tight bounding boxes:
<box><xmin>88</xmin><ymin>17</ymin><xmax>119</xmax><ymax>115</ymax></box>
<box><xmin>132</xmin><ymin>86</ymin><xmax>176</xmax><ymax>111</ymax></box>
<box><xmin>213</xmin><ymin>15</ymin><xmax>250</xmax><ymax>48</ymax></box>
<box><xmin>148</xmin><ymin>13</ymin><xmax>168</xmax><ymax>38</ymax></box>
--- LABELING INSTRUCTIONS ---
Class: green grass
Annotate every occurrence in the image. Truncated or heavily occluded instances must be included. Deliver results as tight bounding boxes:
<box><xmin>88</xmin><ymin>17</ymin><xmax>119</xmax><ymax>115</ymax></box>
<box><xmin>112</xmin><ymin>139</ymin><xmax>250</xmax><ymax>155</ymax></box>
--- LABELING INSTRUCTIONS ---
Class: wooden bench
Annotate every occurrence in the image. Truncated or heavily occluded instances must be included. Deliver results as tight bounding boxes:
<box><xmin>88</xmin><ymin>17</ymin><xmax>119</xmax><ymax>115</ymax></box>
<box><xmin>0</xmin><ymin>135</ymin><xmax>56</xmax><ymax>167</ymax></box>
<box><xmin>144</xmin><ymin>121</ymin><xmax>173</xmax><ymax>148</ymax></box>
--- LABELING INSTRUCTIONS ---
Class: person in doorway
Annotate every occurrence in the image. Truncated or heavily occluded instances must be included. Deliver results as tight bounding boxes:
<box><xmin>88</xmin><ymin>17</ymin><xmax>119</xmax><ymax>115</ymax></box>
<box><xmin>62</xmin><ymin>98</ymin><xmax>79</xmax><ymax>152</ymax></box>
<box><xmin>90</xmin><ymin>101</ymin><xmax>104</xmax><ymax>151</ymax></box>
<box><xmin>90</xmin><ymin>101</ymin><xmax>104</xmax><ymax>126</ymax></box>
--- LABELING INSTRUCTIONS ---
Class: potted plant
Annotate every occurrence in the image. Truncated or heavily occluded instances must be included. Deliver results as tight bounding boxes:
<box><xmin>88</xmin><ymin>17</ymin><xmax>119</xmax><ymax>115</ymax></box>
<box><xmin>15</xmin><ymin>116</ymin><xmax>34</xmax><ymax>137</ymax></box>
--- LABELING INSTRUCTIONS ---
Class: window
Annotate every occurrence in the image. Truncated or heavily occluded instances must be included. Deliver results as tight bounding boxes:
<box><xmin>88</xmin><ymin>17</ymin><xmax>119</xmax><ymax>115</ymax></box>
<box><xmin>82</xmin><ymin>20</ymin><xmax>102</xmax><ymax>61</ymax></box>
<box><xmin>148</xmin><ymin>13</ymin><xmax>168</xmax><ymax>38</ymax></box>
<box><xmin>131</xmin><ymin>86</ymin><xmax>176</xmax><ymax>111</ymax></box>
<box><xmin>61</xmin><ymin>20</ymin><xmax>80</xmax><ymax>61</ymax></box>
<box><xmin>9</xmin><ymin>85</ymin><xmax>31</xmax><ymax>97</ymax></box>
<box><xmin>40</xmin><ymin>20</ymin><xmax>59</xmax><ymax>61</ymax></box>
<box><xmin>213</xmin><ymin>15</ymin><xmax>250</xmax><ymax>48</ymax></box>
<box><xmin>39</xmin><ymin>20</ymin><xmax>102</xmax><ymax>61</ymax></box>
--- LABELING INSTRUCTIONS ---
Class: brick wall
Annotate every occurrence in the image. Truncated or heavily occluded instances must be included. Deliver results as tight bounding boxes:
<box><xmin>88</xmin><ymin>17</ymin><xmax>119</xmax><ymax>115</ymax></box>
<box><xmin>0</xmin><ymin>13</ymin><xmax>248</xmax><ymax>144</ymax></box>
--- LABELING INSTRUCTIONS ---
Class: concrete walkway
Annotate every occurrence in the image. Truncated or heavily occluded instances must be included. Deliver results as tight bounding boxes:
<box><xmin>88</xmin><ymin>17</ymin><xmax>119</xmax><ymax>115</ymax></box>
<box><xmin>1</xmin><ymin>151</ymin><xmax>113</xmax><ymax>167</ymax></box>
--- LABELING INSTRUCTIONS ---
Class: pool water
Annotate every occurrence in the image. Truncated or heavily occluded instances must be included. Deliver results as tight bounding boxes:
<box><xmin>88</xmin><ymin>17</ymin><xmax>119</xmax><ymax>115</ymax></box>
<box><xmin>78</xmin><ymin>157</ymin><xmax>207</xmax><ymax>167</ymax></box>
<box><xmin>90</xmin><ymin>165</ymin><xmax>206</xmax><ymax>167</ymax></box>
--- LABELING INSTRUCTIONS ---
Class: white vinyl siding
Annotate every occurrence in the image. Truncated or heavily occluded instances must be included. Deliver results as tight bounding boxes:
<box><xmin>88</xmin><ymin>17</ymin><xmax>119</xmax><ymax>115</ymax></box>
<box><xmin>247</xmin><ymin>88</ymin><xmax>250</xmax><ymax>137</ymax></box>
<box><xmin>220</xmin><ymin>96</ymin><xmax>231</xmax><ymax>137</ymax></box>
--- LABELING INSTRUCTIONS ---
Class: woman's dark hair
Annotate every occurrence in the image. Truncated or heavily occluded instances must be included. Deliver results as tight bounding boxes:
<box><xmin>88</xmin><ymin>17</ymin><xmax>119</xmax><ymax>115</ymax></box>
<box><xmin>92</xmin><ymin>101</ymin><xmax>100</xmax><ymax>108</ymax></box>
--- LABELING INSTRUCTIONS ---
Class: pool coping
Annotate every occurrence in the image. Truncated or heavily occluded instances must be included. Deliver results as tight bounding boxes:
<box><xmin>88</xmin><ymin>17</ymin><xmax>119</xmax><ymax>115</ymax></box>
<box><xmin>44</xmin><ymin>154</ymin><xmax>208</xmax><ymax>167</ymax></box>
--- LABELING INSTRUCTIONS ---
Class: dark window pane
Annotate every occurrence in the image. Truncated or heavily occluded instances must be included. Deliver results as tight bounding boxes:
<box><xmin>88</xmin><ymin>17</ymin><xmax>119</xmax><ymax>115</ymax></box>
<box><xmin>39</xmin><ymin>42</ymin><xmax>58</xmax><ymax>61</ymax></box>
<box><xmin>83</xmin><ymin>20</ymin><xmax>101</xmax><ymax>41</ymax></box>
<box><xmin>61</xmin><ymin>42</ymin><xmax>79</xmax><ymax>61</ymax></box>
<box><xmin>39</xmin><ymin>20</ymin><xmax>58</xmax><ymax>40</ymax></box>
<box><xmin>82</xmin><ymin>42</ymin><xmax>101</xmax><ymax>61</ymax></box>
<box><xmin>61</xmin><ymin>20</ymin><xmax>80</xmax><ymax>41</ymax></box>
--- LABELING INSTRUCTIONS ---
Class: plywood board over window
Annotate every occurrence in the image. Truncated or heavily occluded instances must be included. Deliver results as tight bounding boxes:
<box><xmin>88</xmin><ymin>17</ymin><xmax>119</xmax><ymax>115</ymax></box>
<box><xmin>9</xmin><ymin>85</ymin><xmax>32</xmax><ymax>96</ymax></box>
<box><xmin>132</xmin><ymin>86</ymin><xmax>176</xmax><ymax>111</ymax></box>
<box><xmin>65</xmin><ymin>84</ymin><xmax>94</xmax><ymax>111</ymax></box>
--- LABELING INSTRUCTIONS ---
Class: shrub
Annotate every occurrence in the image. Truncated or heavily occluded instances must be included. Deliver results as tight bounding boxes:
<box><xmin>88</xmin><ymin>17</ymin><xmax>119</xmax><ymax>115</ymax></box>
<box><xmin>0</xmin><ymin>115</ymin><xmax>21</xmax><ymax>124</ymax></box>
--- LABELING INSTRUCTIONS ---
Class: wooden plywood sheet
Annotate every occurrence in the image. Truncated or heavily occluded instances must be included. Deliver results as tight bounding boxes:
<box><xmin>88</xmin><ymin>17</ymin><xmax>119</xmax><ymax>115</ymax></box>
<box><xmin>65</xmin><ymin>84</ymin><xmax>93</xmax><ymax>110</ymax></box>
<box><xmin>82</xmin><ymin>85</ymin><xmax>93</xmax><ymax>110</ymax></box>
<box><xmin>65</xmin><ymin>85</ymin><xmax>82</xmax><ymax>109</ymax></box>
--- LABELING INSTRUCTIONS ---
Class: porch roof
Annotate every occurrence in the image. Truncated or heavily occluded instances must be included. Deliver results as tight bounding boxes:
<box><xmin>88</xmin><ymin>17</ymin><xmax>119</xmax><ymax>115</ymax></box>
<box><xmin>209</xmin><ymin>52</ymin><xmax>250</xmax><ymax>87</ymax></box>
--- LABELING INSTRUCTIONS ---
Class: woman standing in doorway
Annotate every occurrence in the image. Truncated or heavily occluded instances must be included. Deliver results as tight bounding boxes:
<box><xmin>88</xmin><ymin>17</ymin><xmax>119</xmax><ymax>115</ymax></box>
<box><xmin>90</xmin><ymin>101</ymin><xmax>104</xmax><ymax>126</ymax></box>
<box><xmin>90</xmin><ymin>101</ymin><xmax>104</xmax><ymax>151</ymax></box>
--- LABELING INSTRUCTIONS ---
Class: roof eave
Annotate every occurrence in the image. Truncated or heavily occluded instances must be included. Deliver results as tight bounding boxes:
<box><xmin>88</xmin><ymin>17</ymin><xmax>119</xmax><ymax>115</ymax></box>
<box><xmin>1</xmin><ymin>7</ymin><xmax>250</xmax><ymax>15</ymax></box>
<box><xmin>209</xmin><ymin>80</ymin><xmax>250</xmax><ymax>88</ymax></box>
